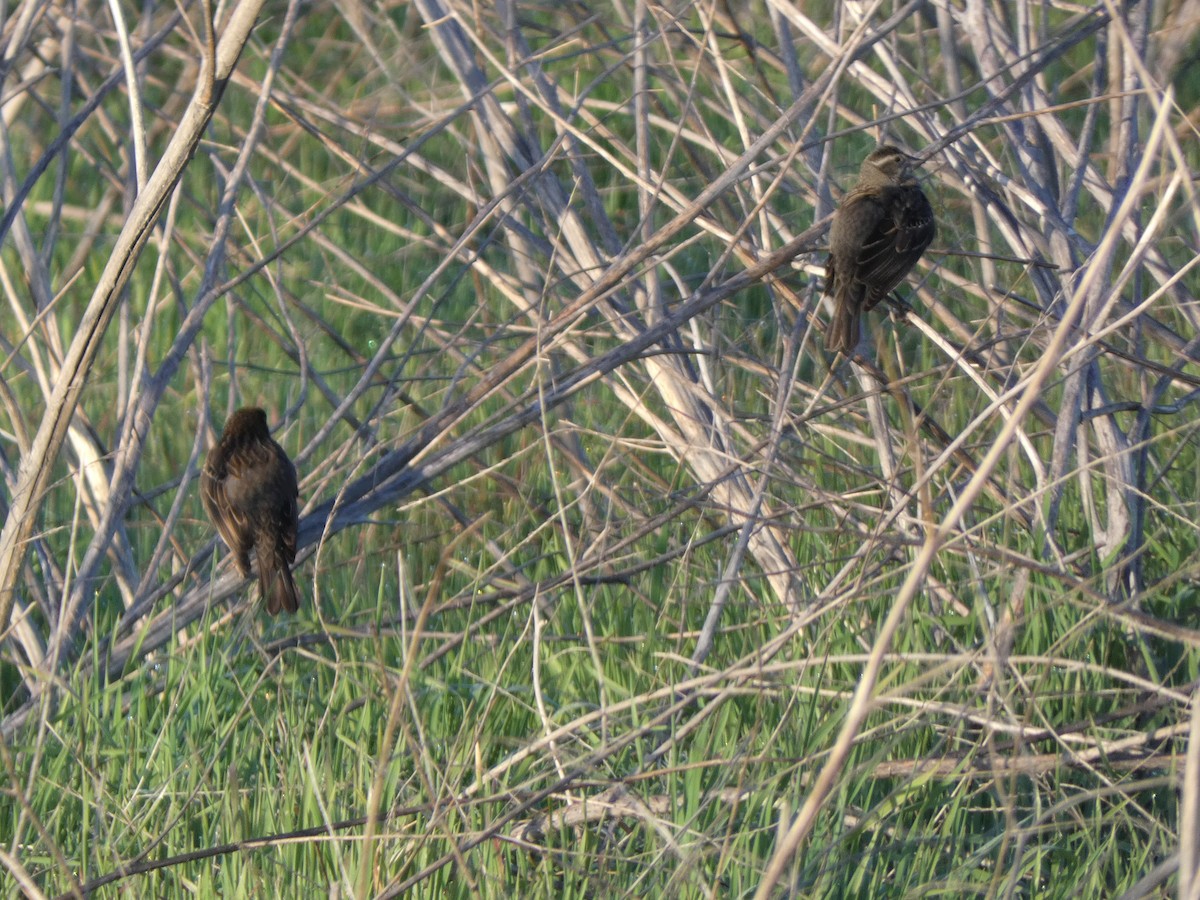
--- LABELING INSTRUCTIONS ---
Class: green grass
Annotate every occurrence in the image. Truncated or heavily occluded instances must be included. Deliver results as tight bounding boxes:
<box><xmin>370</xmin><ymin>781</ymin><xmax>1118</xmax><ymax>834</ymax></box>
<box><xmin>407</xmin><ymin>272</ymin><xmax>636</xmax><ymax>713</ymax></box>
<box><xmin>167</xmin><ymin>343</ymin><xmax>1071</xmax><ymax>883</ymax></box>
<box><xmin>6</xmin><ymin>549</ymin><xmax>1182</xmax><ymax>896</ymax></box>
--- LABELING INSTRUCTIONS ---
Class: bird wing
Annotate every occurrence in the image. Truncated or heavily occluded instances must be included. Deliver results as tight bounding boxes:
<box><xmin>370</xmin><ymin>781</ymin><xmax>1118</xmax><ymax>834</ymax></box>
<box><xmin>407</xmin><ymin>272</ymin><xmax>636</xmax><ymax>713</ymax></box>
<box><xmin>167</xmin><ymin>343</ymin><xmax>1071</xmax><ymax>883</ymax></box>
<box><xmin>827</xmin><ymin>191</ymin><xmax>887</xmax><ymax>294</ymax></box>
<box><xmin>273</xmin><ymin>442</ymin><xmax>299</xmax><ymax>566</ymax></box>
<box><xmin>858</xmin><ymin>184</ymin><xmax>936</xmax><ymax>309</ymax></box>
<box><xmin>893</xmin><ymin>186</ymin><xmax>936</xmax><ymax>255</ymax></box>
<box><xmin>204</xmin><ymin>438</ymin><xmax>278</xmax><ymax>553</ymax></box>
<box><xmin>201</xmin><ymin>454</ymin><xmax>248</xmax><ymax>562</ymax></box>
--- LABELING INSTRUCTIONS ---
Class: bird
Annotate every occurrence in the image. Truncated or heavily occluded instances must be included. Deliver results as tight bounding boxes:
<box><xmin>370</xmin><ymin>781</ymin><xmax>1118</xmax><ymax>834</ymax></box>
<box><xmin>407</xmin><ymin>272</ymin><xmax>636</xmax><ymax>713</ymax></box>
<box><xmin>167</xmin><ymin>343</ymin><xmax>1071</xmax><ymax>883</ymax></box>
<box><xmin>201</xmin><ymin>407</ymin><xmax>300</xmax><ymax>614</ymax></box>
<box><xmin>825</xmin><ymin>144</ymin><xmax>936</xmax><ymax>354</ymax></box>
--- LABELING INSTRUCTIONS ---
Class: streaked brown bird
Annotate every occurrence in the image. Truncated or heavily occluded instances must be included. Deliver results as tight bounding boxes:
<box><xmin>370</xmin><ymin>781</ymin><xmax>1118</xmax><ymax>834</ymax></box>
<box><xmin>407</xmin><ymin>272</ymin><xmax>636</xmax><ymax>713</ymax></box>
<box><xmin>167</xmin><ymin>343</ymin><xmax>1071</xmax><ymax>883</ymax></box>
<box><xmin>201</xmin><ymin>407</ymin><xmax>300</xmax><ymax>614</ymax></box>
<box><xmin>825</xmin><ymin>145</ymin><xmax>936</xmax><ymax>354</ymax></box>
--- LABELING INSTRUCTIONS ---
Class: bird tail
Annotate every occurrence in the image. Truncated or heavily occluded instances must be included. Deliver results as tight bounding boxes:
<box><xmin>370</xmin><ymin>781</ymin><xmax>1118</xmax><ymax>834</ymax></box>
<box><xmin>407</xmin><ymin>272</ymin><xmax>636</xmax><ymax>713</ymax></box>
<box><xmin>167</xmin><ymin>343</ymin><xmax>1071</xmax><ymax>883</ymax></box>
<box><xmin>827</xmin><ymin>290</ymin><xmax>860</xmax><ymax>354</ymax></box>
<box><xmin>257</xmin><ymin>538</ymin><xmax>300</xmax><ymax>615</ymax></box>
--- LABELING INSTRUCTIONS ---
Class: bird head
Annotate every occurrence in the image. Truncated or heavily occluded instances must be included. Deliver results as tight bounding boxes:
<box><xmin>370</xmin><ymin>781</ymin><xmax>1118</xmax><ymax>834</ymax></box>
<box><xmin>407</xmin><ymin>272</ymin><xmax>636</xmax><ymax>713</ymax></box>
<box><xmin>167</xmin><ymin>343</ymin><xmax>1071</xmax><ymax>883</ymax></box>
<box><xmin>219</xmin><ymin>407</ymin><xmax>271</xmax><ymax>445</ymax></box>
<box><xmin>861</xmin><ymin>145</ymin><xmax>921</xmax><ymax>184</ymax></box>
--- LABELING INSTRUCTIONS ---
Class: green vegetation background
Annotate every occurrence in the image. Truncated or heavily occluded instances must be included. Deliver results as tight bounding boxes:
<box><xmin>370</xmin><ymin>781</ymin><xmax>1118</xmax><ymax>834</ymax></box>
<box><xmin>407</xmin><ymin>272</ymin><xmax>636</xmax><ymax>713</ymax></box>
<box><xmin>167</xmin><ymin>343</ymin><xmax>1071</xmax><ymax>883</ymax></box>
<box><xmin>2</xmin><ymin>2</ymin><xmax>1197</xmax><ymax>897</ymax></box>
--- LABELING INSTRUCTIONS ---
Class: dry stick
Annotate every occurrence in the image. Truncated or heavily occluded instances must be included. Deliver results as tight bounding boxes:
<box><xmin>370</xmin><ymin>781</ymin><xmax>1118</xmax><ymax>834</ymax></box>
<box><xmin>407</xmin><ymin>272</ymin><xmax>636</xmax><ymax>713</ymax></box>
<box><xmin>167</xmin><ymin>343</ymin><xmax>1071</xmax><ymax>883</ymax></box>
<box><xmin>1182</xmin><ymin>685</ymin><xmax>1200</xmax><ymax>900</ymax></box>
<box><xmin>327</xmin><ymin>62</ymin><xmax>834</xmax><ymax>474</ymax></box>
<box><xmin>419</xmin><ymin>502</ymin><xmax>736</xmax><ymax>670</ymax></box>
<box><xmin>426</xmin><ymin>2</ymin><xmax>810</xmax><ymax>609</ymax></box>
<box><xmin>858</xmin><ymin>342</ymin><xmax>1039</xmax><ymax>535</ymax></box>
<box><xmin>0</xmin><ymin>11</ymin><xmax>184</xmax><ymax>245</ymax></box>
<box><xmin>0</xmin><ymin>1</ymin><xmax>267</xmax><ymax>650</ymax></box>
<box><xmin>0</xmin><ymin>25</ymin><xmax>149</xmax><ymax>621</ymax></box>
<box><xmin>308</xmin><ymin>212</ymin><xmax>827</xmax><ymax>518</ymax></box>
<box><xmin>106</xmin><ymin>0</ymin><xmax>148</xmax><ymax>192</ymax></box>
<box><xmin>689</xmin><ymin>310</ymin><xmax>810</xmax><ymax>669</ymax></box>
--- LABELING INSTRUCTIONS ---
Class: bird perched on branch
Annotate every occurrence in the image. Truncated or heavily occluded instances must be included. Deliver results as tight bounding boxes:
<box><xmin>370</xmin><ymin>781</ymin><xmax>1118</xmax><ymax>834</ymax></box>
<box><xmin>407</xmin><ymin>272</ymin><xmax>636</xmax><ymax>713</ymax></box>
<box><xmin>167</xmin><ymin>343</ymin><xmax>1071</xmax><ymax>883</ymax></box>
<box><xmin>825</xmin><ymin>145</ymin><xmax>935</xmax><ymax>354</ymax></box>
<box><xmin>202</xmin><ymin>407</ymin><xmax>301</xmax><ymax>614</ymax></box>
